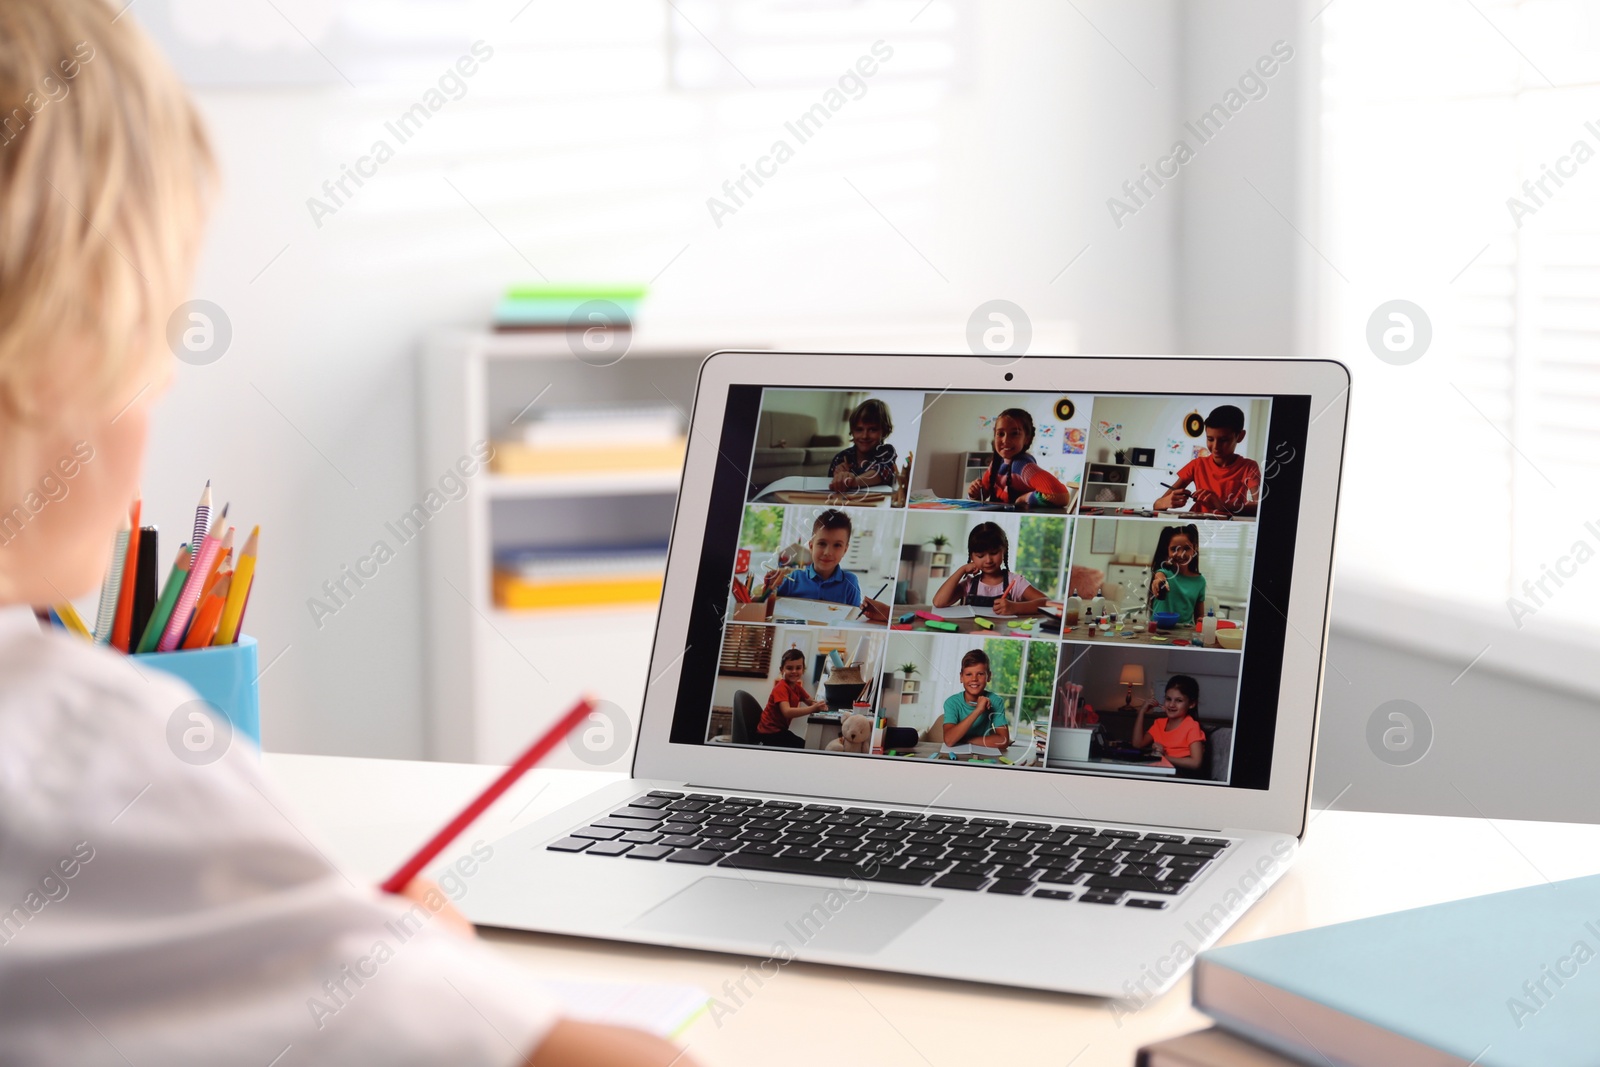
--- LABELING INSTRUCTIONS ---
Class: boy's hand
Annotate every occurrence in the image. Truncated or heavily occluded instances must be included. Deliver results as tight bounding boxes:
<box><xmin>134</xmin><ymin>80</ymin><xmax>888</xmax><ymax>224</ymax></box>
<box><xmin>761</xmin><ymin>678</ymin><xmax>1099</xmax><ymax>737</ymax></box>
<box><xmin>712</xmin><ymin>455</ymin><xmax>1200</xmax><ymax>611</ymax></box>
<box><xmin>1166</xmin><ymin>489</ymin><xmax>1191</xmax><ymax>509</ymax></box>
<box><xmin>975</xmin><ymin>695</ymin><xmax>991</xmax><ymax>714</ymax></box>
<box><xmin>396</xmin><ymin>878</ymin><xmax>475</xmax><ymax>939</ymax></box>
<box><xmin>860</xmin><ymin>597</ymin><xmax>889</xmax><ymax>623</ymax></box>
<box><xmin>1193</xmin><ymin>488</ymin><xmax>1223</xmax><ymax>510</ymax></box>
<box><xmin>829</xmin><ymin>465</ymin><xmax>854</xmax><ymax>491</ymax></box>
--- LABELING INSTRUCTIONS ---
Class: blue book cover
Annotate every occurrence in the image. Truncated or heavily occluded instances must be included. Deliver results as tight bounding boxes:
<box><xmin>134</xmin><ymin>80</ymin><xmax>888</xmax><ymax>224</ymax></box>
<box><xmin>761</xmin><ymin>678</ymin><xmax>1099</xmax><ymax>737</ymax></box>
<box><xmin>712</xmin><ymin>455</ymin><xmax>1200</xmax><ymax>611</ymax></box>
<box><xmin>1194</xmin><ymin>874</ymin><xmax>1600</xmax><ymax>1067</ymax></box>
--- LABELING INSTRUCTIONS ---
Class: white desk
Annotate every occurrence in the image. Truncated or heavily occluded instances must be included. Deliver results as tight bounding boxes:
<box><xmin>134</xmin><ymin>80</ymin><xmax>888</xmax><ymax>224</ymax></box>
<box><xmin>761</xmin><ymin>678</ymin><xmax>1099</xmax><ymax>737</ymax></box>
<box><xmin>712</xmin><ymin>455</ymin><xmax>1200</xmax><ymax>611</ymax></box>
<box><xmin>262</xmin><ymin>753</ymin><xmax>1600</xmax><ymax>1067</ymax></box>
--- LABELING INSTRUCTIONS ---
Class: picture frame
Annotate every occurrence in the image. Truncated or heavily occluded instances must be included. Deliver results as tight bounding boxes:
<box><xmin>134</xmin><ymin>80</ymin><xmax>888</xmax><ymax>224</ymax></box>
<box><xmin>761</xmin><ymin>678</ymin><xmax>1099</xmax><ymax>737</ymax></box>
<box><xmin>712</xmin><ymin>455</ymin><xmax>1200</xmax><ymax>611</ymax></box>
<box><xmin>1091</xmin><ymin>519</ymin><xmax>1117</xmax><ymax>554</ymax></box>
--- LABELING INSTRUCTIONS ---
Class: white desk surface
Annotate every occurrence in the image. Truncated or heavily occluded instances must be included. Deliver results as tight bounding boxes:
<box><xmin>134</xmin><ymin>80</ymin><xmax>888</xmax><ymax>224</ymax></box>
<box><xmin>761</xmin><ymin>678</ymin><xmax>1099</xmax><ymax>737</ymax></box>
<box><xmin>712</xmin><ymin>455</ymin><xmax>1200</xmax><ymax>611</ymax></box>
<box><xmin>262</xmin><ymin>753</ymin><xmax>1600</xmax><ymax>1067</ymax></box>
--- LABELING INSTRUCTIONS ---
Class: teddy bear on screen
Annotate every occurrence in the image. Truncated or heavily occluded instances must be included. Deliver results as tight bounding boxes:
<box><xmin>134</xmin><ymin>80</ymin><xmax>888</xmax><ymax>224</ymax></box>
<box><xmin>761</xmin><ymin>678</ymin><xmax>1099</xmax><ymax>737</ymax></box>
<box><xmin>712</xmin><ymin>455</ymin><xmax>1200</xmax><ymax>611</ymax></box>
<box><xmin>825</xmin><ymin>713</ymin><xmax>873</xmax><ymax>754</ymax></box>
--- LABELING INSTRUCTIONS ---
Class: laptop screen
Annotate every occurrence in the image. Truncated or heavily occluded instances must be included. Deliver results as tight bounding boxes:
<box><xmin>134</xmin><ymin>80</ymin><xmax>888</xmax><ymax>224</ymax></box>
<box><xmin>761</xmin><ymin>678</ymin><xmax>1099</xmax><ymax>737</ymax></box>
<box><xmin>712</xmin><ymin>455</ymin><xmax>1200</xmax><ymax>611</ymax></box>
<box><xmin>667</xmin><ymin>385</ymin><xmax>1311</xmax><ymax>790</ymax></box>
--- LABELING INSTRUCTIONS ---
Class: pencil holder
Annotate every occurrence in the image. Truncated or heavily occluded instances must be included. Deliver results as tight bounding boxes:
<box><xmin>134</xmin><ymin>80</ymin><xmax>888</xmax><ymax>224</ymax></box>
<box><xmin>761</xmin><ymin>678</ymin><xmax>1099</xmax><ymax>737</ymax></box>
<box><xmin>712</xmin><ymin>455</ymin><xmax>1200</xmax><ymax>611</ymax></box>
<box><xmin>134</xmin><ymin>635</ymin><xmax>261</xmax><ymax>749</ymax></box>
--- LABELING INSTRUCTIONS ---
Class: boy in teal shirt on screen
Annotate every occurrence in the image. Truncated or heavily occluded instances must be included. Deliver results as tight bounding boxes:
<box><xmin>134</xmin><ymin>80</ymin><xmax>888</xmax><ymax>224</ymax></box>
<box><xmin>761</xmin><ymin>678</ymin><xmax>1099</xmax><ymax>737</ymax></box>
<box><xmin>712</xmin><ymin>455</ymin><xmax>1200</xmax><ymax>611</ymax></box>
<box><xmin>942</xmin><ymin>649</ymin><xmax>1010</xmax><ymax>752</ymax></box>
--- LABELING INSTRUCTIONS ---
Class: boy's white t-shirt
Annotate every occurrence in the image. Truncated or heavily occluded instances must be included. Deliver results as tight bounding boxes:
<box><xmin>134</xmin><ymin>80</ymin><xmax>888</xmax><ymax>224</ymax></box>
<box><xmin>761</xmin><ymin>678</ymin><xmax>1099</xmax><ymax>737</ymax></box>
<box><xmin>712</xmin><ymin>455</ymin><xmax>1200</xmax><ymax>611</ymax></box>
<box><xmin>0</xmin><ymin>607</ymin><xmax>558</xmax><ymax>1066</ymax></box>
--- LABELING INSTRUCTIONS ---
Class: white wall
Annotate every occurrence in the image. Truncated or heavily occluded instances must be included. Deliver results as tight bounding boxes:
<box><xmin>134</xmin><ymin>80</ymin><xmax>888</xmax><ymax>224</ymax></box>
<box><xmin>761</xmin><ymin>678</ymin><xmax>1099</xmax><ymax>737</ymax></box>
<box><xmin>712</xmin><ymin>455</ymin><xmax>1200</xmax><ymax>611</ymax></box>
<box><xmin>1172</xmin><ymin>1</ymin><xmax>1307</xmax><ymax>355</ymax></box>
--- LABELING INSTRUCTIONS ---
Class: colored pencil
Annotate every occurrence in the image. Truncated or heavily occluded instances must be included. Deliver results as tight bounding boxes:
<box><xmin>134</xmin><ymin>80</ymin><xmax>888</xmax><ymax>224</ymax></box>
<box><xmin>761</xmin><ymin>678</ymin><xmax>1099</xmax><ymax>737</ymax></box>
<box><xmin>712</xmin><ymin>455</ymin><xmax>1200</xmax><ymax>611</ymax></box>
<box><xmin>182</xmin><ymin>573</ymin><xmax>231</xmax><ymax>650</ymax></box>
<box><xmin>52</xmin><ymin>601</ymin><xmax>91</xmax><ymax>639</ymax></box>
<box><xmin>110</xmin><ymin>500</ymin><xmax>141</xmax><ymax>651</ymax></box>
<box><xmin>189</xmin><ymin>480</ymin><xmax>211</xmax><ymax>553</ymax></box>
<box><xmin>199</xmin><ymin>527</ymin><xmax>234</xmax><ymax>601</ymax></box>
<box><xmin>233</xmin><ymin>583</ymin><xmax>255</xmax><ymax>639</ymax></box>
<box><xmin>137</xmin><ymin>544</ymin><xmax>192</xmax><ymax>654</ymax></box>
<box><xmin>379</xmin><ymin>697</ymin><xmax>595</xmax><ymax>895</ymax></box>
<box><xmin>159</xmin><ymin>504</ymin><xmax>227</xmax><ymax>652</ymax></box>
<box><xmin>214</xmin><ymin>526</ymin><xmax>257</xmax><ymax>645</ymax></box>
<box><xmin>94</xmin><ymin>514</ymin><xmax>131</xmax><ymax>644</ymax></box>
<box><xmin>130</xmin><ymin>526</ymin><xmax>159</xmax><ymax>644</ymax></box>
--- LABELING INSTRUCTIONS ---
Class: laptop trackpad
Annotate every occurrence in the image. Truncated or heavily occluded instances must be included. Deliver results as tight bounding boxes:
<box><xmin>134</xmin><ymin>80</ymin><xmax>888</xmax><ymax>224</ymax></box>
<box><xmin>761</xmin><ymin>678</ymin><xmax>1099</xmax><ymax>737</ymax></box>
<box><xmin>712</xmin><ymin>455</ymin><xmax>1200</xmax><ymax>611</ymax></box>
<box><xmin>629</xmin><ymin>876</ymin><xmax>938</xmax><ymax>954</ymax></box>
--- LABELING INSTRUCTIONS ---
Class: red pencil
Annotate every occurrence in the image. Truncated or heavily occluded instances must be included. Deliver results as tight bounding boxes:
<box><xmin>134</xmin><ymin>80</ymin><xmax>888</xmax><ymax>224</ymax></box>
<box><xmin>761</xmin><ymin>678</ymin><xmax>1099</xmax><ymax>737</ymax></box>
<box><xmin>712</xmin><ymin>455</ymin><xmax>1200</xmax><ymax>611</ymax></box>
<box><xmin>379</xmin><ymin>697</ymin><xmax>596</xmax><ymax>895</ymax></box>
<box><xmin>110</xmin><ymin>500</ymin><xmax>141</xmax><ymax>651</ymax></box>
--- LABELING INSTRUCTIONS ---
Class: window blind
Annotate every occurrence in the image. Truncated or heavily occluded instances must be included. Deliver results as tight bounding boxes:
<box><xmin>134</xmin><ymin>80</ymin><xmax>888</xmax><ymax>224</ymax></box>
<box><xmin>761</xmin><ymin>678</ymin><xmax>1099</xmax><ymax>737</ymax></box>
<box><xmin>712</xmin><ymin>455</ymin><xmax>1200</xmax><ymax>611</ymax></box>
<box><xmin>1319</xmin><ymin>0</ymin><xmax>1600</xmax><ymax>638</ymax></box>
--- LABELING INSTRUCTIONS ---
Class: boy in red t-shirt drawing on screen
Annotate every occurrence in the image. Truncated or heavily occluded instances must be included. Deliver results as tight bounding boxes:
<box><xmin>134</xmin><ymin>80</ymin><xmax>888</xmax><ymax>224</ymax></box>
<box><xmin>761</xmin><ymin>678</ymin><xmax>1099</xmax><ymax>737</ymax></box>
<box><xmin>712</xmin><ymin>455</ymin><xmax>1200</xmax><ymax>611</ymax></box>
<box><xmin>1155</xmin><ymin>404</ymin><xmax>1261</xmax><ymax>517</ymax></box>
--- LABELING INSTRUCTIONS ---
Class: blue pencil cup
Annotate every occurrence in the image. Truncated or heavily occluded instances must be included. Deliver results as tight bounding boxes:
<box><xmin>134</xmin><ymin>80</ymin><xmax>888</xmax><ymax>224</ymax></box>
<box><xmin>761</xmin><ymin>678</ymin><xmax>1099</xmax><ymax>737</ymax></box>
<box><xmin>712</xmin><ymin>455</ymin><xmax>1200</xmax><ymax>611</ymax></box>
<box><xmin>134</xmin><ymin>635</ymin><xmax>261</xmax><ymax>749</ymax></box>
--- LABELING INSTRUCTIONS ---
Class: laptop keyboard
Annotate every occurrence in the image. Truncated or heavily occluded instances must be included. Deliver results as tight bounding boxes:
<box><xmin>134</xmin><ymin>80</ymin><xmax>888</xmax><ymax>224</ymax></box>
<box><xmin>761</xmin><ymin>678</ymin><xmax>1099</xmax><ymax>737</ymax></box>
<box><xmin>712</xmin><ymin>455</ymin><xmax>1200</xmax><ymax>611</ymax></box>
<box><xmin>546</xmin><ymin>791</ymin><xmax>1235</xmax><ymax>908</ymax></box>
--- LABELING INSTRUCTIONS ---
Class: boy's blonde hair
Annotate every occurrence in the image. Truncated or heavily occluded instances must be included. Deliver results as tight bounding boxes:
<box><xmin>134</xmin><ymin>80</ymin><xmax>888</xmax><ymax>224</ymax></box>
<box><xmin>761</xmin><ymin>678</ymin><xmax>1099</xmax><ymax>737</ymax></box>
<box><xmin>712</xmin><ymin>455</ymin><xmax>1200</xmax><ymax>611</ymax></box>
<box><xmin>0</xmin><ymin>0</ymin><xmax>213</xmax><ymax>426</ymax></box>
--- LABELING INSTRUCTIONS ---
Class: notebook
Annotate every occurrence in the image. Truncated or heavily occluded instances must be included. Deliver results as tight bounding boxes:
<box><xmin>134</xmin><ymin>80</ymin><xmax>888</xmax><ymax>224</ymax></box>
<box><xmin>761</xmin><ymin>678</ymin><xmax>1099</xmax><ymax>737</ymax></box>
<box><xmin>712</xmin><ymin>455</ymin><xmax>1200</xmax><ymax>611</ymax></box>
<box><xmin>536</xmin><ymin>980</ymin><xmax>707</xmax><ymax>1039</ymax></box>
<box><xmin>1194</xmin><ymin>874</ymin><xmax>1600</xmax><ymax>1067</ymax></box>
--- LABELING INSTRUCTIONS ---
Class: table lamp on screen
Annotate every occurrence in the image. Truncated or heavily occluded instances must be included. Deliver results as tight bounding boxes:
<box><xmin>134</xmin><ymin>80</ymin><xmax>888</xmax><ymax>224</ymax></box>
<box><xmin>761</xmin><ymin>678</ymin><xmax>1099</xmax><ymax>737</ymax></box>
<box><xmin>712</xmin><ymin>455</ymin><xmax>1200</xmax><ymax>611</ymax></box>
<box><xmin>1119</xmin><ymin>663</ymin><xmax>1146</xmax><ymax>712</ymax></box>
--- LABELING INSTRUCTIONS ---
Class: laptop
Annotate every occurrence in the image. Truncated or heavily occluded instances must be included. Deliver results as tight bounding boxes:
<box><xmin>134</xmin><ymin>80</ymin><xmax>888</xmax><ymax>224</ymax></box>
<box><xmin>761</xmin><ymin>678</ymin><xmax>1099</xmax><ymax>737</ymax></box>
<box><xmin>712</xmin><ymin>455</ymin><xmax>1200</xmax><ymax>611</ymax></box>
<box><xmin>465</xmin><ymin>352</ymin><xmax>1349</xmax><ymax>999</ymax></box>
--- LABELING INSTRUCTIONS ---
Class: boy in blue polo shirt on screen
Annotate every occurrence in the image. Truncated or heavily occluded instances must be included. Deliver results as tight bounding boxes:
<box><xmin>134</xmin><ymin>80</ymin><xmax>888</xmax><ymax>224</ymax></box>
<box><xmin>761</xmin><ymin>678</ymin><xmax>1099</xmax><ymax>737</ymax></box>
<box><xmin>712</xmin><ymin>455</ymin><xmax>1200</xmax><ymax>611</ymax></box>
<box><xmin>764</xmin><ymin>509</ymin><xmax>888</xmax><ymax>623</ymax></box>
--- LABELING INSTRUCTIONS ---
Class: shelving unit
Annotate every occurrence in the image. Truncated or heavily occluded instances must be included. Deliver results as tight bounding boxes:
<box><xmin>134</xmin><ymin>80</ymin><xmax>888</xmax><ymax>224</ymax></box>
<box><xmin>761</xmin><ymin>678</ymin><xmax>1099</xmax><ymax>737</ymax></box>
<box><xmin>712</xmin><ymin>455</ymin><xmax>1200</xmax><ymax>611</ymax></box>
<box><xmin>419</xmin><ymin>326</ymin><xmax>756</xmax><ymax>765</ymax></box>
<box><xmin>1084</xmin><ymin>461</ymin><xmax>1132</xmax><ymax>504</ymax></box>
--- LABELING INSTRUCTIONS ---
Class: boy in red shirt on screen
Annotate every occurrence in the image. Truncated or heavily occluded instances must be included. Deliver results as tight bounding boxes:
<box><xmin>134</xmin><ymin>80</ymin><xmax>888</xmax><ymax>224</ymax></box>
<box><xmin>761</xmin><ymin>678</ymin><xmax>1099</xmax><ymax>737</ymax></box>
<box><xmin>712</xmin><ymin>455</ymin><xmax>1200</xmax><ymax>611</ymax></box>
<box><xmin>756</xmin><ymin>648</ymin><xmax>826</xmax><ymax>747</ymax></box>
<box><xmin>1154</xmin><ymin>405</ymin><xmax>1261</xmax><ymax>517</ymax></box>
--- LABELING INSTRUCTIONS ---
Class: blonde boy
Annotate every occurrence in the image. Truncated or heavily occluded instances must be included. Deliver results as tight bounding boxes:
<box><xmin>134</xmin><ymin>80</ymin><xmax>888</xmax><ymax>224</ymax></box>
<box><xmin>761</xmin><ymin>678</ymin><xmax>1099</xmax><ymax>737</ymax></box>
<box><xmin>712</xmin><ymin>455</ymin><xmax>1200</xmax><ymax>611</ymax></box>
<box><xmin>0</xmin><ymin>4</ymin><xmax>687</xmax><ymax>1064</ymax></box>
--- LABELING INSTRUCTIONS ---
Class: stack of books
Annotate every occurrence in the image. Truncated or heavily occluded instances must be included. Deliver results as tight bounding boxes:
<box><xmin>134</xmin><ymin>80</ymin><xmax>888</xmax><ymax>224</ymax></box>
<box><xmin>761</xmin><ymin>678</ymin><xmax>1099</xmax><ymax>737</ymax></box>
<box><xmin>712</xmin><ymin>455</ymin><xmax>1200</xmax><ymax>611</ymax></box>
<box><xmin>493</xmin><ymin>542</ymin><xmax>668</xmax><ymax>611</ymax></box>
<box><xmin>492</xmin><ymin>283</ymin><xmax>646</xmax><ymax>331</ymax></box>
<box><xmin>1138</xmin><ymin>874</ymin><xmax>1600</xmax><ymax>1065</ymax></box>
<box><xmin>490</xmin><ymin>403</ymin><xmax>686</xmax><ymax>477</ymax></box>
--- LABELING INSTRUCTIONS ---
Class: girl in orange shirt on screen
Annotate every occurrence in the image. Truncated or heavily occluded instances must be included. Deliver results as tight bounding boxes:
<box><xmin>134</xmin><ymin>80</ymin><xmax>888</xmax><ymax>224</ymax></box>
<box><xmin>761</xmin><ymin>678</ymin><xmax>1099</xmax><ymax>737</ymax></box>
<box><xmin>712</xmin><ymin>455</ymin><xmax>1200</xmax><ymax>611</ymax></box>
<box><xmin>1132</xmin><ymin>674</ymin><xmax>1206</xmax><ymax>774</ymax></box>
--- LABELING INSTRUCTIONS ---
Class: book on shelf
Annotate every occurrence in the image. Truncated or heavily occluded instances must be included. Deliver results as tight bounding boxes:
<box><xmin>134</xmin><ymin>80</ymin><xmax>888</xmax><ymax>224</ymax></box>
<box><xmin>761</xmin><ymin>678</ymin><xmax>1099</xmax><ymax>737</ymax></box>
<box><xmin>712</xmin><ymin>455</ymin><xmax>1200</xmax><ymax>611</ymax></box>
<box><xmin>493</xmin><ymin>543</ymin><xmax>668</xmax><ymax>611</ymax></box>
<box><xmin>492</xmin><ymin>283</ymin><xmax>646</xmax><ymax>330</ymax></box>
<box><xmin>489</xmin><ymin>440</ymin><xmax>687</xmax><ymax>476</ymax></box>
<box><xmin>495</xmin><ymin>545</ymin><xmax>669</xmax><ymax>576</ymax></box>
<box><xmin>491</xmin><ymin>401</ymin><xmax>687</xmax><ymax>476</ymax></box>
<box><xmin>494</xmin><ymin>574</ymin><xmax>664</xmax><ymax>610</ymax></box>
<box><xmin>519</xmin><ymin>403</ymin><xmax>682</xmax><ymax>447</ymax></box>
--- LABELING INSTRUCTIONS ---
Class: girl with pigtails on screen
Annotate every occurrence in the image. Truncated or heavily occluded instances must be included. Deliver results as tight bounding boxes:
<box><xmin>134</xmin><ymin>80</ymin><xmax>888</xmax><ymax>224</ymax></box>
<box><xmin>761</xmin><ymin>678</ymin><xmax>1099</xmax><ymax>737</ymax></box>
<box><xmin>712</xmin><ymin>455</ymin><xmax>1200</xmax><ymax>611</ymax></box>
<box><xmin>964</xmin><ymin>408</ymin><xmax>1073</xmax><ymax>509</ymax></box>
<box><xmin>1148</xmin><ymin>524</ymin><xmax>1207</xmax><ymax>626</ymax></box>
<box><xmin>931</xmin><ymin>522</ymin><xmax>1047</xmax><ymax>617</ymax></box>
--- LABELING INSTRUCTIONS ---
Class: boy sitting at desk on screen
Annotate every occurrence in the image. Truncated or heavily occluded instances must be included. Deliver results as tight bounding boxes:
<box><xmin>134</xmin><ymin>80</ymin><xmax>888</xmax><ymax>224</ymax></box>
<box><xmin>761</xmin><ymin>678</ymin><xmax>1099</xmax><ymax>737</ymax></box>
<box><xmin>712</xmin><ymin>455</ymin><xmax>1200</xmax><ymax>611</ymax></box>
<box><xmin>942</xmin><ymin>650</ymin><xmax>1011</xmax><ymax>754</ymax></box>
<box><xmin>0</xmin><ymin>4</ymin><xmax>689</xmax><ymax>1065</ymax></box>
<box><xmin>764</xmin><ymin>509</ymin><xmax>889</xmax><ymax>623</ymax></box>
<box><xmin>827</xmin><ymin>398</ymin><xmax>898</xmax><ymax>493</ymax></box>
<box><xmin>756</xmin><ymin>648</ymin><xmax>828</xmax><ymax>747</ymax></box>
<box><xmin>1153</xmin><ymin>404</ymin><xmax>1261</xmax><ymax>517</ymax></box>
